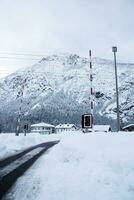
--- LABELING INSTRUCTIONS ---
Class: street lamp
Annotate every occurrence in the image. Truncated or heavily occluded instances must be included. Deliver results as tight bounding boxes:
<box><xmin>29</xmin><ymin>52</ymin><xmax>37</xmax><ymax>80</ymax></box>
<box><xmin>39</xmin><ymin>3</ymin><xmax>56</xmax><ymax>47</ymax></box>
<box><xmin>112</xmin><ymin>46</ymin><xmax>120</xmax><ymax>131</ymax></box>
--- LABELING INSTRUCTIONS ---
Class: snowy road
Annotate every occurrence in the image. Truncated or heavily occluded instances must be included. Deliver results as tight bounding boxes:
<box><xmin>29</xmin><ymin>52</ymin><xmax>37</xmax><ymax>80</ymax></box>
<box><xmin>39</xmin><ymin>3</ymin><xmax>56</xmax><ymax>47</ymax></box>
<box><xmin>0</xmin><ymin>140</ymin><xmax>59</xmax><ymax>199</ymax></box>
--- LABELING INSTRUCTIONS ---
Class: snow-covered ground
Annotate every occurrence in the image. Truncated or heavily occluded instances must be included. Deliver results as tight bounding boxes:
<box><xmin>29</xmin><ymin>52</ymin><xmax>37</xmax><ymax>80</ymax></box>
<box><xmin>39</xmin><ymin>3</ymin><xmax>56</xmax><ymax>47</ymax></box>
<box><xmin>4</xmin><ymin>131</ymin><xmax>134</xmax><ymax>200</ymax></box>
<box><xmin>0</xmin><ymin>133</ymin><xmax>61</xmax><ymax>160</ymax></box>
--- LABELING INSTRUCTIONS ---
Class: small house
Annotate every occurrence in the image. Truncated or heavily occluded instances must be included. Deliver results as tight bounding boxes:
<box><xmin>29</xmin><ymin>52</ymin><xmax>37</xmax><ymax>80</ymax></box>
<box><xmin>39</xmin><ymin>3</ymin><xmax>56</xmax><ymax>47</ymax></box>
<box><xmin>122</xmin><ymin>124</ymin><xmax>134</xmax><ymax>132</ymax></box>
<box><xmin>55</xmin><ymin>124</ymin><xmax>77</xmax><ymax>133</ymax></box>
<box><xmin>31</xmin><ymin>122</ymin><xmax>55</xmax><ymax>134</ymax></box>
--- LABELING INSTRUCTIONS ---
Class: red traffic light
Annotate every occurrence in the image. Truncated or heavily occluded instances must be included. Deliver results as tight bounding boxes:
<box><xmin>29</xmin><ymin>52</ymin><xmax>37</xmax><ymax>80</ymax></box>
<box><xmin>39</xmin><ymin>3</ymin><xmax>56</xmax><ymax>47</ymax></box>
<box><xmin>82</xmin><ymin>114</ymin><xmax>93</xmax><ymax>128</ymax></box>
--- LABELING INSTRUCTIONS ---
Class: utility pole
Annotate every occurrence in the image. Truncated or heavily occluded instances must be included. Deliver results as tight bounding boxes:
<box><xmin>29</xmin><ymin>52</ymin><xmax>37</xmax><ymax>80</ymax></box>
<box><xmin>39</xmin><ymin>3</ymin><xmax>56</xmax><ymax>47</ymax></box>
<box><xmin>89</xmin><ymin>50</ymin><xmax>94</xmax><ymax>129</ymax></box>
<box><xmin>81</xmin><ymin>50</ymin><xmax>94</xmax><ymax>132</ymax></box>
<box><xmin>112</xmin><ymin>46</ymin><xmax>120</xmax><ymax>131</ymax></box>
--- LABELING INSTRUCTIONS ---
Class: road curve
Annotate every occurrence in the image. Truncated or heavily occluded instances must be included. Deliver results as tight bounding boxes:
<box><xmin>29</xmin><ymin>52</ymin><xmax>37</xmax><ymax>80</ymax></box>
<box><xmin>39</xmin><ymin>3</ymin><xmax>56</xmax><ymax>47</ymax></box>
<box><xmin>0</xmin><ymin>140</ymin><xmax>59</xmax><ymax>199</ymax></box>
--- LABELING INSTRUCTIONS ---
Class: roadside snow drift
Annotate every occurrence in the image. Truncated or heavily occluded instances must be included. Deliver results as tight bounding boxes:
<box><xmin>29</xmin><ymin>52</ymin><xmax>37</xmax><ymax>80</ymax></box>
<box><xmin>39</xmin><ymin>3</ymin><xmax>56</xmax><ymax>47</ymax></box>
<box><xmin>0</xmin><ymin>133</ymin><xmax>61</xmax><ymax>160</ymax></box>
<box><xmin>5</xmin><ymin>131</ymin><xmax>134</xmax><ymax>200</ymax></box>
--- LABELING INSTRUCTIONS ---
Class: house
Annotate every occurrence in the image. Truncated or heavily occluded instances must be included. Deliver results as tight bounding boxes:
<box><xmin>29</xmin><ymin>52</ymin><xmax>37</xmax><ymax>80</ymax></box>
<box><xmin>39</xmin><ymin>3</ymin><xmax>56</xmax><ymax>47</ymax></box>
<box><xmin>55</xmin><ymin>124</ymin><xmax>77</xmax><ymax>133</ymax></box>
<box><xmin>122</xmin><ymin>124</ymin><xmax>134</xmax><ymax>132</ymax></box>
<box><xmin>93</xmin><ymin>125</ymin><xmax>111</xmax><ymax>133</ymax></box>
<box><xmin>31</xmin><ymin>122</ymin><xmax>55</xmax><ymax>134</ymax></box>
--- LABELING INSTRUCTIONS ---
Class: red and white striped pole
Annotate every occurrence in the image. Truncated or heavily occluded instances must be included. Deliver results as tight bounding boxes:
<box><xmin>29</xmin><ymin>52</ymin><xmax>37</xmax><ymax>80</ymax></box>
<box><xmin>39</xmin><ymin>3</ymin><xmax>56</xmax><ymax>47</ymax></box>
<box><xmin>89</xmin><ymin>50</ymin><xmax>94</xmax><ymax>129</ymax></box>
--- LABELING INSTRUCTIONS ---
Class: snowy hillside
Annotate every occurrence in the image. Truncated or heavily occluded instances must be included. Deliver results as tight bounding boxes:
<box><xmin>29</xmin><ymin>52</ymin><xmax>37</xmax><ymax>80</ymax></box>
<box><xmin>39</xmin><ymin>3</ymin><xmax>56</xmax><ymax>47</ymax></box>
<box><xmin>0</xmin><ymin>53</ymin><xmax>134</xmax><ymax>131</ymax></box>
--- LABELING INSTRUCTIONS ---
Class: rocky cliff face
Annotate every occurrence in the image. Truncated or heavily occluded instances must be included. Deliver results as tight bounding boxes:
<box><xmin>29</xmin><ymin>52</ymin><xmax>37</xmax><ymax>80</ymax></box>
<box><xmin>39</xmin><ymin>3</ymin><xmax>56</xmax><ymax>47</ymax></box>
<box><xmin>0</xmin><ymin>53</ymin><xmax>134</xmax><ymax>131</ymax></box>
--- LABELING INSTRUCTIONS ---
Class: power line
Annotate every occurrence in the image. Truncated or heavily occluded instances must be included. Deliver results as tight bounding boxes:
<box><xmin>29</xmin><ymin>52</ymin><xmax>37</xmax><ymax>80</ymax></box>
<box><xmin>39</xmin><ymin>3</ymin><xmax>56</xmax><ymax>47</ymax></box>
<box><xmin>16</xmin><ymin>71</ymin><xmax>90</xmax><ymax>77</ymax></box>
<box><xmin>0</xmin><ymin>56</ymin><xmax>41</xmax><ymax>60</ymax></box>
<box><xmin>0</xmin><ymin>68</ymin><xmax>90</xmax><ymax>75</ymax></box>
<box><xmin>0</xmin><ymin>69</ymin><xmax>90</xmax><ymax>76</ymax></box>
<box><xmin>0</xmin><ymin>70</ymin><xmax>90</xmax><ymax>80</ymax></box>
<box><xmin>0</xmin><ymin>52</ymin><xmax>45</xmax><ymax>57</ymax></box>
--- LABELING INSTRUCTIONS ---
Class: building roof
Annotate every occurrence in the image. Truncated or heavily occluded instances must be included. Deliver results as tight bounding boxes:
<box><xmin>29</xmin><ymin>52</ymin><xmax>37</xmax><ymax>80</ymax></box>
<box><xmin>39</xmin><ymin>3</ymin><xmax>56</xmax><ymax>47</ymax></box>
<box><xmin>31</xmin><ymin>122</ymin><xmax>54</xmax><ymax>128</ymax></box>
<box><xmin>122</xmin><ymin>124</ymin><xmax>134</xmax><ymax>130</ymax></box>
<box><xmin>55</xmin><ymin>124</ymin><xmax>76</xmax><ymax>129</ymax></box>
<box><xmin>94</xmin><ymin>125</ymin><xmax>111</xmax><ymax>132</ymax></box>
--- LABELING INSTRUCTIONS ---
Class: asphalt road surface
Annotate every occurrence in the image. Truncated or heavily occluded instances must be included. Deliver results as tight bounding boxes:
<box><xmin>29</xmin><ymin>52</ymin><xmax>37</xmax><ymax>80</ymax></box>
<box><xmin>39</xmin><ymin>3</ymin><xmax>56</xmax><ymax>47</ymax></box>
<box><xmin>0</xmin><ymin>140</ymin><xmax>59</xmax><ymax>199</ymax></box>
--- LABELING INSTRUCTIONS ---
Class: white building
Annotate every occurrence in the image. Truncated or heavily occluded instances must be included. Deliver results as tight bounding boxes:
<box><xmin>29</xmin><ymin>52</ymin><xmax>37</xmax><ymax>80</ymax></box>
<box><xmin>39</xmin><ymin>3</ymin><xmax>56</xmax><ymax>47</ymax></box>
<box><xmin>55</xmin><ymin>124</ymin><xmax>77</xmax><ymax>133</ymax></box>
<box><xmin>31</xmin><ymin>122</ymin><xmax>55</xmax><ymax>134</ymax></box>
<box><xmin>93</xmin><ymin>125</ymin><xmax>111</xmax><ymax>133</ymax></box>
<box><xmin>122</xmin><ymin>124</ymin><xmax>134</xmax><ymax>132</ymax></box>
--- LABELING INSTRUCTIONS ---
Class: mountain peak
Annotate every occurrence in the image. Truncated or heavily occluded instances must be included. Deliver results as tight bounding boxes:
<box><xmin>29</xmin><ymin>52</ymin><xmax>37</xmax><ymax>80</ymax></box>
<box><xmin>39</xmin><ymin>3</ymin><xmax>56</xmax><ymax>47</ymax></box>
<box><xmin>0</xmin><ymin>53</ymin><xmax>134</xmax><ymax>132</ymax></box>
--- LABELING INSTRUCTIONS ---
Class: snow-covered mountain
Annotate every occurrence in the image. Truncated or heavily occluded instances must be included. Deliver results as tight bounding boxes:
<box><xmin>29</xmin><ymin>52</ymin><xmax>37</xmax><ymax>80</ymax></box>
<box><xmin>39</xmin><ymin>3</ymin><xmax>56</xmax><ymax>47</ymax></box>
<box><xmin>0</xmin><ymin>53</ymin><xmax>134</xmax><ymax>131</ymax></box>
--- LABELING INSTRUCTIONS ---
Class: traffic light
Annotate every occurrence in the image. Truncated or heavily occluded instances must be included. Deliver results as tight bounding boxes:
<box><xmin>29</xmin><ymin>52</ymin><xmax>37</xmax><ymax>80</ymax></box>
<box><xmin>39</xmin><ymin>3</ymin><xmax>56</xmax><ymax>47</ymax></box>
<box><xmin>24</xmin><ymin>124</ymin><xmax>28</xmax><ymax>130</ymax></box>
<box><xmin>82</xmin><ymin>114</ymin><xmax>93</xmax><ymax>128</ymax></box>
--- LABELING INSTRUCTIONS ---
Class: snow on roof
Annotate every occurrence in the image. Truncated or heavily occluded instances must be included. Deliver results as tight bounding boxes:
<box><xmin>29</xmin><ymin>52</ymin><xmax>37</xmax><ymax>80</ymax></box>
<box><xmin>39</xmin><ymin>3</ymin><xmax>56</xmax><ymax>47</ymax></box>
<box><xmin>55</xmin><ymin>124</ymin><xmax>76</xmax><ymax>129</ymax></box>
<box><xmin>31</xmin><ymin>122</ymin><xmax>54</xmax><ymax>128</ymax></box>
<box><xmin>122</xmin><ymin>124</ymin><xmax>134</xmax><ymax>129</ymax></box>
<box><xmin>94</xmin><ymin>125</ymin><xmax>111</xmax><ymax>132</ymax></box>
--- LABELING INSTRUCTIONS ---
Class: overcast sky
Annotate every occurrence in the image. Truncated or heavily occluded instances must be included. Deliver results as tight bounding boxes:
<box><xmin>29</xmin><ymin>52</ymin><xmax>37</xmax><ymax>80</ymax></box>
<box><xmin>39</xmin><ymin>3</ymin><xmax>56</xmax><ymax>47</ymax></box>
<box><xmin>0</xmin><ymin>0</ymin><xmax>133</xmax><ymax>76</ymax></box>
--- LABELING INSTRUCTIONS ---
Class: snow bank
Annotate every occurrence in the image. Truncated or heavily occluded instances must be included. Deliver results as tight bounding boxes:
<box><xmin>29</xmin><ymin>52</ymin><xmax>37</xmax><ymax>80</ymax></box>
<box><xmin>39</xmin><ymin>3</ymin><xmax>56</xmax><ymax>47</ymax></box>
<box><xmin>6</xmin><ymin>131</ymin><xmax>134</xmax><ymax>200</ymax></box>
<box><xmin>0</xmin><ymin>132</ymin><xmax>62</xmax><ymax>160</ymax></box>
